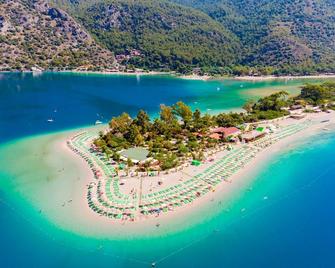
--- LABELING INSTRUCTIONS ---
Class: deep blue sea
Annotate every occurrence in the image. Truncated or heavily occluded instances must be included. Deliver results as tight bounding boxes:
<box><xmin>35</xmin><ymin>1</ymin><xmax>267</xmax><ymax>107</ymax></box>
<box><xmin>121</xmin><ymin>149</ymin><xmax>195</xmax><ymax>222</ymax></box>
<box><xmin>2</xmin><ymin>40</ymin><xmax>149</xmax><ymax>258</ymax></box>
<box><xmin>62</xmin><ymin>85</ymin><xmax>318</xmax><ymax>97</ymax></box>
<box><xmin>0</xmin><ymin>72</ymin><xmax>334</xmax><ymax>268</ymax></box>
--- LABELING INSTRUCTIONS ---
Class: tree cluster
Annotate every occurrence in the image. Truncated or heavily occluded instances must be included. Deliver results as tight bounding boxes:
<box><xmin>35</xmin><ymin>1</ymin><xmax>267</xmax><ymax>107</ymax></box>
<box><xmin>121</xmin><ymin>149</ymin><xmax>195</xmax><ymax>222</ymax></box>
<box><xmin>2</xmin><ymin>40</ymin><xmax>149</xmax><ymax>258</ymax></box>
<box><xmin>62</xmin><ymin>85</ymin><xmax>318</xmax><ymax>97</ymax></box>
<box><xmin>94</xmin><ymin>90</ymin><xmax>299</xmax><ymax>170</ymax></box>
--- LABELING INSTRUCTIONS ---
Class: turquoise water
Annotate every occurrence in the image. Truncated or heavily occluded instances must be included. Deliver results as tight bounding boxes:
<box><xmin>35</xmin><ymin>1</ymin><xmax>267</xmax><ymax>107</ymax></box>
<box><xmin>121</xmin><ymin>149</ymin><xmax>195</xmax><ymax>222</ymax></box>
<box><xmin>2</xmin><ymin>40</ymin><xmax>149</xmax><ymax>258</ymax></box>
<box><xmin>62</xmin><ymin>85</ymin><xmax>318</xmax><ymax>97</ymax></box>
<box><xmin>1</xmin><ymin>73</ymin><xmax>335</xmax><ymax>267</ymax></box>
<box><xmin>1</xmin><ymin>72</ymin><xmax>326</xmax><ymax>143</ymax></box>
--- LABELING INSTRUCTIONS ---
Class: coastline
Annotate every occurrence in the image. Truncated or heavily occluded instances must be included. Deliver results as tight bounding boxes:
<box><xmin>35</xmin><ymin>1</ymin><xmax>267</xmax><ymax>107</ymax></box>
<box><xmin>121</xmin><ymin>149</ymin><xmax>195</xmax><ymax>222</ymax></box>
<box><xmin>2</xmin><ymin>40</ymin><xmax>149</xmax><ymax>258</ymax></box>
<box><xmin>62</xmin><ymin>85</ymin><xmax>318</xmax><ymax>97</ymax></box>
<box><xmin>178</xmin><ymin>73</ymin><xmax>335</xmax><ymax>81</ymax></box>
<box><xmin>1</xmin><ymin>112</ymin><xmax>334</xmax><ymax>239</ymax></box>
<box><xmin>233</xmin><ymin>74</ymin><xmax>335</xmax><ymax>81</ymax></box>
<box><xmin>3</xmin><ymin>70</ymin><xmax>335</xmax><ymax>82</ymax></box>
<box><xmin>0</xmin><ymin>70</ymin><xmax>173</xmax><ymax>77</ymax></box>
<box><xmin>57</xmin><ymin>70</ymin><xmax>172</xmax><ymax>77</ymax></box>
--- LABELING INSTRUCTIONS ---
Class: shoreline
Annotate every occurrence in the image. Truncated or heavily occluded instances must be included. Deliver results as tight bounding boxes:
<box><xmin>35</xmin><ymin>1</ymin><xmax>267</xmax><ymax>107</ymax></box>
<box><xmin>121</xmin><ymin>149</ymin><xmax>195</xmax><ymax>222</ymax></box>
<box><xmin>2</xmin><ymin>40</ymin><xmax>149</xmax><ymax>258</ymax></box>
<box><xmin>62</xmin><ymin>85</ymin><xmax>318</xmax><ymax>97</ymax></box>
<box><xmin>2</xmin><ymin>70</ymin><xmax>335</xmax><ymax>82</ymax></box>
<box><xmin>232</xmin><ymin>74</ymin><xmax>335</xmax><ymax>81</ymax></box>
<box><xmin>57</xmin><ymin>111</ymin><xmax>335</xmax><ymax>233</ymax></box>
<box><xmin>178</xmin><ymin>73</ymin><xmax>335</xmax><ymax>81</ymax></box>
<box><xmin>57</xmin><ymin>70</ymin><xmax>172</xmax><ymax>77</ymax></box>
<box><xmin>1</xmin><ymin>112</ymin><xmax>334</xmax><ymax>238</ymax></box>
<box><xmin>0</xmin><ymin>70</ymin><xmax>173</xmax><ymax>77</ymax></box>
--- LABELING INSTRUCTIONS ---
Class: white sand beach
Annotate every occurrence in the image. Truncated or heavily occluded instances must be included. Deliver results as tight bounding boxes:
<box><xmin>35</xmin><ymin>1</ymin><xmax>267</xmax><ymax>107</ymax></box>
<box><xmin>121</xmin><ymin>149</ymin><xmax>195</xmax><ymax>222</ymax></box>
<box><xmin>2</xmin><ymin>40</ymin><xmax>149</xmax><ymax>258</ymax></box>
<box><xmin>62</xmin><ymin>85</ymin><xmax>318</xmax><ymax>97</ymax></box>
<box><xmin>58</xmin><ymin>70</ymin><xmax>171</xmax><ymax>76</ymax></box>
<box><xmin>4</xmin><ymin>111</ymin><xmax>329</xmax><ymax>239</ymax></box>
<box><xmin>234</xmin><ymin>74</ymin><xmax>335</xmax><ymax>81</ymax></box>
<box><xmin>178</xmin><ymin>74</ymin><xmax>211</xmax><ymax>81</ymax></box>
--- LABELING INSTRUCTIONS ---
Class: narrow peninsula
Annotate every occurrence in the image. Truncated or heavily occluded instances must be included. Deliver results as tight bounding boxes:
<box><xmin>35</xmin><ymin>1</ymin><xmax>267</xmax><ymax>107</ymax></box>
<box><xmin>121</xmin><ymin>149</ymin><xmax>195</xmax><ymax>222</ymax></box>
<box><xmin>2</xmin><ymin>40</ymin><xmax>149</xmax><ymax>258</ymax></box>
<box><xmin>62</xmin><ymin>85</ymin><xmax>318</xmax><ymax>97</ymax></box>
<box><xmin>65</xmin><ymin>82</ymin><xmax>335</xmax><ymax>224</ymax></box>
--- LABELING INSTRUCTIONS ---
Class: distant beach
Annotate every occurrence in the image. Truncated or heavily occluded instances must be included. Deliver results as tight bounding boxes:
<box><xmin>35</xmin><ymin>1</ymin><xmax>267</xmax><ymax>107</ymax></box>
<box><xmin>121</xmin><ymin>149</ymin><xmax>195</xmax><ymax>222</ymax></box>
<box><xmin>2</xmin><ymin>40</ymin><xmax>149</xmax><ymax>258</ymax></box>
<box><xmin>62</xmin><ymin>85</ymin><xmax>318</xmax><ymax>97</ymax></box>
<box><xmin>233</xmin><ymin>74</ymin><xmax>335</xmax><ymax>81</ymax></box>
<box><xmin>58</xmin><ymin>70</ymin><xmax>172</xmax><ymax>77</ymax></box>
<box><xmin>179</xmin><ymin>73</ymin><xmax>335</xmax><ymax>81</ymax></box>
<box><xmin>178</xmin><ymin>74</ymin><xmax>211</xmax><ymax>81</ymax></box>
<box><xmin>158</xmin><ymin>73</ymin><xmax>335</xmax><ymax>82</ymax></box>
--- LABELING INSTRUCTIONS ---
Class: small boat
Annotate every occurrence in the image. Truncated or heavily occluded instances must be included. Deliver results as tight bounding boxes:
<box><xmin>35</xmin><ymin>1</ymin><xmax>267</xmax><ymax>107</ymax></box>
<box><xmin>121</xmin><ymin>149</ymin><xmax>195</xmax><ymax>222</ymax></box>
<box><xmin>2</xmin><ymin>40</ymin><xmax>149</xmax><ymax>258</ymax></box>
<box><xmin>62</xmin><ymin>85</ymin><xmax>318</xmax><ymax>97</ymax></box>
<box><xmin>32</xmin><ymin>66</ymin><xmax>43</xmax><ymax>76</ymax></box>
<box><xmin>95</xmin><ymin>120</ymin><xmax>103</xmax><ymax>125</ymax></box>
<box><xmin>47</xmin><ymin>118</ymin><xmax>54</xmax><ymax>123</ymax></box>
<box><xmin>31</xmin><ymin>66</ymin><xmax>43</xmax><ymax>73</ymax></box>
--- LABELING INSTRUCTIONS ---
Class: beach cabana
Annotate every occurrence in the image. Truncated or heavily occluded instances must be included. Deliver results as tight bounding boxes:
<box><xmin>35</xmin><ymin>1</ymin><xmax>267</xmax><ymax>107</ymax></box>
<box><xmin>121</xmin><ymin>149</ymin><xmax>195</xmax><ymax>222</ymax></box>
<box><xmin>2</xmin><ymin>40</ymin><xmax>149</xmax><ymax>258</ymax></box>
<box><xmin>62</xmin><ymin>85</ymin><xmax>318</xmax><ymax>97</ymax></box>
<box><xmin>191</xmin><ymin>160</ymin><xmax>201</xmax><ymax>166</ymax></box>
<box><xmin>119</xmin><ymin>163</ymin><xmax>126</xmax><ymax>170</ymax></box>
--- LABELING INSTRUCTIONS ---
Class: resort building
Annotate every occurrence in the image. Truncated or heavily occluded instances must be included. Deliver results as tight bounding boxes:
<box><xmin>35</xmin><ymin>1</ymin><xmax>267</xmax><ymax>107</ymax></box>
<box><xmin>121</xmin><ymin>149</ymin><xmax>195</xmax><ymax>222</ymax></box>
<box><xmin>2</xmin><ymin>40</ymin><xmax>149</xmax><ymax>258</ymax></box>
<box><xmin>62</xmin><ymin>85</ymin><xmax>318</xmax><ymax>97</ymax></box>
<box><xmin>210</xmin><ymin>127</ymin><xmax>241</xmax><ymax>140</ymax></box>
<box><xmin>290</xmin><ymin>113</ymin><xmax>306</xmax><ymax>120</ymax></box>
<box><xmin>241</xmin><ymin>130</ymin><xmax>266</xmax><ymax>143</ymax></box>
<box><xmin>208</xmin><ymin>133</ymin><xmax>221</xmax><ymax>140</ymax></box>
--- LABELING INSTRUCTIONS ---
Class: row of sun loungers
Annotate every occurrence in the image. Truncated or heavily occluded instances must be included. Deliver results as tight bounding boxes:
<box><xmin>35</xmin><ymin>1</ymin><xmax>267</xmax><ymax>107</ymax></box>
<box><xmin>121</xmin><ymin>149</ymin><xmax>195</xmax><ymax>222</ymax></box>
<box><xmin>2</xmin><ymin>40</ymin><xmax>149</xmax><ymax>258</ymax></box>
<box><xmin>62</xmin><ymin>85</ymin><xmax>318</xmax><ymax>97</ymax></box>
<box><xmin>67</xmin><ymin>121</ymin><xmax>313</xmax><ymax>221</ymax></box>
<box><xmin>138</xmin><ymin>145</ymin><xmax>261</xmax><ymax>215</ymax></box>
<box><xmin>68</xmin><ymin>132</ymin><xmax>138</xmax><ymax>220</ymax></box>
<box><xmin>253</xmin><ymin>122</ymin><xmax>312</xmax><ymax>149</ymax></box>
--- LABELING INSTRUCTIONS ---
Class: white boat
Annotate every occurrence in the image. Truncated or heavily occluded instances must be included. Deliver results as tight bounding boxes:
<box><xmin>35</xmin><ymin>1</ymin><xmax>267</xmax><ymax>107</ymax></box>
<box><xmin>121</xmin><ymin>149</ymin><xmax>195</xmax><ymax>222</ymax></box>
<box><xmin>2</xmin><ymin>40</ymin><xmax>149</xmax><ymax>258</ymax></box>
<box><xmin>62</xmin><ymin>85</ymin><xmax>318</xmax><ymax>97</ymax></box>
<box><xmin>47</xmin><ymin>118</ymin><xmax>54</xmax><ymax>123</ymax></box>
<box><xmin>32</xmin><ymin>66</ymin><xmax>43</xmax><ymax>76</ymax></box>
<box><xmin>32</xmin><ymin>66</ymin><xmax>43</xmax><ymax>73</ymax></box>
<box><xmin>95</xmin><ymin>120</ymin><xmax>103</xmax><ymax>125</ymax></box>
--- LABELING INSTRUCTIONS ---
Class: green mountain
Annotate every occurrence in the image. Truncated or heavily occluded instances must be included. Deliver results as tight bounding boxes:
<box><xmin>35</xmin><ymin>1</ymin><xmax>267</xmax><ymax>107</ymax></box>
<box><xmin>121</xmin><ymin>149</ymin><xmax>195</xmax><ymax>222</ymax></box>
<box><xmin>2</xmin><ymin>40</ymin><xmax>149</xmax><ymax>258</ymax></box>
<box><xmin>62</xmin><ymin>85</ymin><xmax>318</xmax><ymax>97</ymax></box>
<box><xmin>49</xmin><ymin>0</ymin><xmax>241</xmax><ymax>72</ymax></box>
<box><xmin>0</xmin><ymin>0</ymin><xmax>116</xmax><ymax>71</ymax></box>
<box><xmin>172</xmin><ymin>0</ymin><xmax>335</xmax><ymax>72</ymax></box>
<box><xmin>2</xmin><ymin>0</ymin><xmax>335</xmax><ymax>74</ymax></box>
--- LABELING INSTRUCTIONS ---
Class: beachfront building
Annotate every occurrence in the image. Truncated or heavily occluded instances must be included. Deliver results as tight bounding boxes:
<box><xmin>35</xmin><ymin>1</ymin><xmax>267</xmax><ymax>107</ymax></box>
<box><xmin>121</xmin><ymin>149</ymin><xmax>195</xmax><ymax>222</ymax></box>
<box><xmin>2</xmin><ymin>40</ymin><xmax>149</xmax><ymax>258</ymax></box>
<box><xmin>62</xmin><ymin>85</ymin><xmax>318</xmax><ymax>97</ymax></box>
<box><xmin>241</xmin><ymin>130</ymin><xmax>266</xmax><ymax>143</ymax></box>
<box><xmin>210</xmin><ymin>127</ymin><xmax>241</xmax><ymax>141</ymax></box>
<box><xmin>290</xmin><ymin>113</ymin><xmax>306</xmax><ymax>120</ymax></box>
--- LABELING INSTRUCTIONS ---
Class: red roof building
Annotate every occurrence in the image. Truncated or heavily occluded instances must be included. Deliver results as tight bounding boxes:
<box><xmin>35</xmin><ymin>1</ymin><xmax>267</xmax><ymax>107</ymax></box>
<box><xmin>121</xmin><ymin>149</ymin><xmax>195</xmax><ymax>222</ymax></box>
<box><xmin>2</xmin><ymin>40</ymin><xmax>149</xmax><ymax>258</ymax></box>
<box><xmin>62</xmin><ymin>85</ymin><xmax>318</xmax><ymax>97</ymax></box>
<box><xmin>208</xmin><ymin>133</ymin><xmax>221</xmax><ymax>140</ymax></box>
<box><xmin>211</xmin><ymin>127</ymin><xmax>241</xmax><ymax>138</ymax></box>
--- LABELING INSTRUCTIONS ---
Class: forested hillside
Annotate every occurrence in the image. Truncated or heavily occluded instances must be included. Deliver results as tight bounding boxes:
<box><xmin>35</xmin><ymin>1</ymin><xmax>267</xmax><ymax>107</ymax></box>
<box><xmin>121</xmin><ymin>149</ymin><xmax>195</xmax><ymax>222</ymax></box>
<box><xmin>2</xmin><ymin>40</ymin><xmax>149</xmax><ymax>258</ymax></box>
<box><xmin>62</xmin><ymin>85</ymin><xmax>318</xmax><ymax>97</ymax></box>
<box><xmin>2</xmin><ymin>0</ymin><xmax>335</xmax><ymax>75</ymax></box>
<box><xmin>172</xmin><ymin>0</ymin><xmax>335</xmax><ymax>74</ymax></box>
<box><xmin>50</xmin><ymin>0</ymin><xmax>241</xmax><ymax>72</ymax></box>
<box><xmin>0</xmin><ymin>0</ymin><xmax>116</xmax><ymax>71</ymax></box>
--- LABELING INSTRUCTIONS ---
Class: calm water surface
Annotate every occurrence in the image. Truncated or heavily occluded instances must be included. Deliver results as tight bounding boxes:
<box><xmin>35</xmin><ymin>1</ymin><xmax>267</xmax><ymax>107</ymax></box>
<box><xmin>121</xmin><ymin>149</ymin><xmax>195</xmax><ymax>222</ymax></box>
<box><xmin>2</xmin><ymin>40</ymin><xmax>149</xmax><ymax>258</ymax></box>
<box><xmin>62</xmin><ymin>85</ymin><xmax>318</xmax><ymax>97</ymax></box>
<box><xmin>0</xmin><ymin>72</ymin><xmax>322</xmax><ymax>143</ymax></box>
